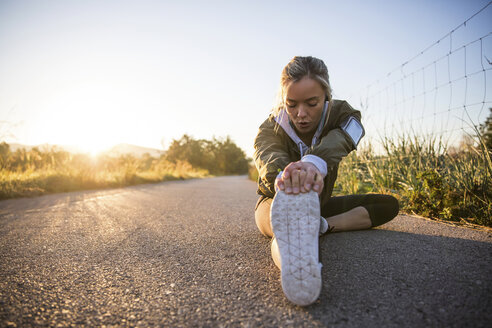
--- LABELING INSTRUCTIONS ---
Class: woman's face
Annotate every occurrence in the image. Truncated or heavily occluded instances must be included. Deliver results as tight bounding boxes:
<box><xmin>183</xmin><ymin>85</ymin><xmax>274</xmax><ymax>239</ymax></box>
<box><xmin>284</xmin><ymin>76</ymin><xmax>325</xmax><ymax>139</ymax></box>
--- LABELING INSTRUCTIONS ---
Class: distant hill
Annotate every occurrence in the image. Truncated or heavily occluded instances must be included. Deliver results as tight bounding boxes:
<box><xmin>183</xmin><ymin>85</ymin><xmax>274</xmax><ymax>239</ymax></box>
<box><xmin>106</xmin><ymin>143</ymin><xmax>165</xmax><ymax>158</ymax></box>
<box><xmin>4</xmin><ymin>142</ymin><xmax>165</xmax><ymax>158</ymax></box>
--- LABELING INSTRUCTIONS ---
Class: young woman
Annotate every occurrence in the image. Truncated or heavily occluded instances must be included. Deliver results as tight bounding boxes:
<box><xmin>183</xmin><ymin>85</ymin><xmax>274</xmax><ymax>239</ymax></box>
<box><xmin>253</xmin><ymin>56</ymin><xmax>399</xmax><ymax>306</ymax></box>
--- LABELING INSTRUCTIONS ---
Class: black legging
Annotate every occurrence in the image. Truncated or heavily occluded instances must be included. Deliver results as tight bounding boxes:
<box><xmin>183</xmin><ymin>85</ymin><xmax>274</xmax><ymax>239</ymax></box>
<box><xmin>322</xmin><ymin>194</ymin><xmax>399</xmax><ymax>227</ymax></box>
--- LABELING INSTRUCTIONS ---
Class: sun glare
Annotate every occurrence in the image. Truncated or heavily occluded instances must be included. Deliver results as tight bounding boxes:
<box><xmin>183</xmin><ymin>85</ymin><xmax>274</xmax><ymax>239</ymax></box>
<box><xmin>79</xmin><ymin>140</ymin><xmax>111</xmax><ymax>157</ymax></box>
<box><xmin>31</xmin><ymin>83</ymin><xmax>136</xmax><ymax>156</ymax></box>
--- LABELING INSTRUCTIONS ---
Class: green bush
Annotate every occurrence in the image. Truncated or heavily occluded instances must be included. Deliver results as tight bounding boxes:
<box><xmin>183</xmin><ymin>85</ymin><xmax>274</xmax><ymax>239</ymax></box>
<box><xmin>248</xmin><ymin>164</ymin><xmax>259</xmax><ymax>182</ymax></box>
<box><xmin>165</xmin><ymin>135</ymin><xmax>249</xmax><ymax>175</ymax></box>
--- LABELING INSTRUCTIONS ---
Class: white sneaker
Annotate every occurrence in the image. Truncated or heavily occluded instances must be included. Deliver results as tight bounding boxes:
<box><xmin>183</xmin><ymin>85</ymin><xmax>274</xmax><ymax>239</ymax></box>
<box><xmin>270</xmin><ymin>190</ymin><xmax>322</xmax><ymax>306</ymax></box>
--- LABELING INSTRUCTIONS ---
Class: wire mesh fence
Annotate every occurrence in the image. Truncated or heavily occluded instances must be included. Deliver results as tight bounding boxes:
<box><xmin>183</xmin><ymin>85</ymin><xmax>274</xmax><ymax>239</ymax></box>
<box><xmin>355</xmin><ymin>1</ymin><xmax>492</xmax><ymax>153</ymax></box>
<box><xmin>334</xmin><ymin>2</ymin><xmax>492</xmax><ymax>225</ymax></box>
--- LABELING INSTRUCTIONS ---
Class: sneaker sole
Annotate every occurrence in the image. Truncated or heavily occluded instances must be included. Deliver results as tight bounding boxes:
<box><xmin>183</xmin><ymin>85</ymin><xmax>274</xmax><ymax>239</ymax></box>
<box><xmin>271</xmin><ymin>190</ymin><xmax>322</xmax><ymax>306</ymax></box>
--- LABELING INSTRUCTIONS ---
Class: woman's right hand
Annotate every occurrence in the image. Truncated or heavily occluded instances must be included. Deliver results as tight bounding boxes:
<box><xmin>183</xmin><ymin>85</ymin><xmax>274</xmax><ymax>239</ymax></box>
<box><xmin>275</xmin><ymin>161</ymin><xmax>324</xmax><ymax>195</ymax></box>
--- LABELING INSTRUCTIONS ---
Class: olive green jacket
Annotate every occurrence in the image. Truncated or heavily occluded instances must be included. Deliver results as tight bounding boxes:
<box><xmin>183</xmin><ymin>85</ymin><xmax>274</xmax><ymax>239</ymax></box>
<box><xmin>253</xmin><ymin>99</ymin><xmax>363</xmax><ymax>209</ymax></box>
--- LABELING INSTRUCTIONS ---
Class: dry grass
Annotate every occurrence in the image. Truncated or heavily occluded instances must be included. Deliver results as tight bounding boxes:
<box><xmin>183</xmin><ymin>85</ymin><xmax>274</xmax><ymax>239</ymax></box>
<box><xmin>0</xmin><ymin>148</ymin><xmax>208</xmax><ymax>199</ymax></box>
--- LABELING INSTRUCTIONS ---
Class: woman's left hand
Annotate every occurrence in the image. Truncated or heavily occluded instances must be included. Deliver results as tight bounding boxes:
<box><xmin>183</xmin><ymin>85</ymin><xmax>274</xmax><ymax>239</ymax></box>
<box><xmin>275</xmin><ymin>161</ymin><xmax>324</xmax><ymax>195</ymax></box>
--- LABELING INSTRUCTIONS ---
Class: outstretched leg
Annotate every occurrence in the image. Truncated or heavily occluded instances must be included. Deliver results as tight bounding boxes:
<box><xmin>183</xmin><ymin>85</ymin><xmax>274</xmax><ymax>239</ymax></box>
<box><xmin>255</xmin><ymin>192</ymin><xmax>399</xmax><ymax>306</ymax></box>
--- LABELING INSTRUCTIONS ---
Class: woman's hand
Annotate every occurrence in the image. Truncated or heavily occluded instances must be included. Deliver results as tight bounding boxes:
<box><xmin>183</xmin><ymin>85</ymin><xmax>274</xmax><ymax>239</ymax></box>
<box><xmin>275</xmin><ymin>161</ymin><xmax>324</xmax><ymax>195</ymax></box>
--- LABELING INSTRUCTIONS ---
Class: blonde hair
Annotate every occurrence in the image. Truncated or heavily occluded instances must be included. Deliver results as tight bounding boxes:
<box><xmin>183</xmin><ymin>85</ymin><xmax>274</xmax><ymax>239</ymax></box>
<box><xmin>273</xmin><ymin>56</ymin><xmax>332</xmax><ymax>116</ymax></box>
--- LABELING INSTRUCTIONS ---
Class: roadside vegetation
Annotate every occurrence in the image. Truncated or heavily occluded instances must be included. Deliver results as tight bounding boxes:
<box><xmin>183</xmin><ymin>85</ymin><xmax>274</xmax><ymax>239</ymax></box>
<box><xmin>334</xmin><ymin>134</ymin><xmax>491</xmax><ymax>228</ymax></box>
<box><xmin>336</xmin><ymin>108</ymin><xmax>491</xmax><ymax>227</ymax></box>
<box><xmin>250</xmin><ymin>109</ymin><xmax>492</xmax><ymax>227</ymax></box>
<box><xmin>0</xmin><ymin>135</ymin><xmax>249</xmax><ymax>200</ymax></box>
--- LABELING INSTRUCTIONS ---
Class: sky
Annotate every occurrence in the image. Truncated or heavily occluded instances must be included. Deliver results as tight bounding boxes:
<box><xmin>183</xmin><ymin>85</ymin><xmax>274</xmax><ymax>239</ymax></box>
<box><xmin>0</xmin><ymin>0</ymin><xmax>491</xmax><ymax>157</ymax></box>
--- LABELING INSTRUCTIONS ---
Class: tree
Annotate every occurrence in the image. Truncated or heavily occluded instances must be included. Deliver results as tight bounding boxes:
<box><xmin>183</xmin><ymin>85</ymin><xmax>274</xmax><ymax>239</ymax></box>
<box><xmin>479</xmin><ymin>107</ymin><xmax>492</xmax><ymax>151</ymax></box>
<box><xmin>211</xmin><ymin>136</ymin><xmax>249</xmax><ymax>174</ymax></box>
<box><xmin>165</xmin><ymin>135</ymin><xmax>214</xmax><ymax>170</ymax></box>
<box><xmin>165</xmin><ymin>135</ymin><xmax>249</xmax><ymax>175</ymax></box>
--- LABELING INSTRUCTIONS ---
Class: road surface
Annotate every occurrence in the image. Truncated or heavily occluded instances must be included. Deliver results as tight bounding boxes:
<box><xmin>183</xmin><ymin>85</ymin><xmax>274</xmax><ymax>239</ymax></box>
<box><xmin>0</xmin><ymin>176</ymin><xmax>491</xmax><ymax>327</ymax></box>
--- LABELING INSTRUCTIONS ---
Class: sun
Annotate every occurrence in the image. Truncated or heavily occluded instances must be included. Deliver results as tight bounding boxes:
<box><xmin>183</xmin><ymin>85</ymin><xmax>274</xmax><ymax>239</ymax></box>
<box><xmin>31</xmin><ymin>80</ymin><xmax>147</xmax><ymax>156</ymax></box>
<box><xmin>37</xmin><ymin>108</ymin><xmax>119</xmax><ymax>156</ymax></box>
<box><xmin>78</xmin><ymin>138</ymin><xmax>112</xmax><ymax>157</ymax></box>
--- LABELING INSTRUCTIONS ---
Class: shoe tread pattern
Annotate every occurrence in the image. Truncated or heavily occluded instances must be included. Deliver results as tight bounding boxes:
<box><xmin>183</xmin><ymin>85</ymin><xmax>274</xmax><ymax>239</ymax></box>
<box><xmin>271</xmin><ymin>191</ymin><xmax>321</xmax><ymax>306</ymax></box>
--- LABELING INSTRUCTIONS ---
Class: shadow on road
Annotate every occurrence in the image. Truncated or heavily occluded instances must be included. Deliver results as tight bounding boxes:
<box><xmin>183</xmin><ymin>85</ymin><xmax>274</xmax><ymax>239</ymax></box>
<box><xmin>298</xmin><ymin>228</ymin><xmax>492</xmax><ymax>326</ymax></box>
<box><xmin>121</xmin><ymin>222</ymin><xmax>491</xmax><ymax>326</ymax></box>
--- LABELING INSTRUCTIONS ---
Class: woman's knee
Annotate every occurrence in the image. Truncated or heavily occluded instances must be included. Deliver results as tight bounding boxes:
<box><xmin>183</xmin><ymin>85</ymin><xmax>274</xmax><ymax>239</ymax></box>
<box><xmin>368</xmin><ymin>194</ymin><xmax>399</xmax><ymax>227</ymax></box>
<box><xmin>255</xmin><ymin>197</ymin><xmax>273</xmax><ymax>237</ymax></box>
<box><xmin>388</xmin><ymin>195</ymin><xmax>400</xmax><ymax>219</ymax></box>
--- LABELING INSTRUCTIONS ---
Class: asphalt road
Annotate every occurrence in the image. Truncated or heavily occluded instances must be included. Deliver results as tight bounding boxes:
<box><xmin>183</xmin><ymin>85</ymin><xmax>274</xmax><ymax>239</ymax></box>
<box><xmin>0</xmin><ymin>176</ymin><xmax>491</xmax><ymax>327</ymax></box>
